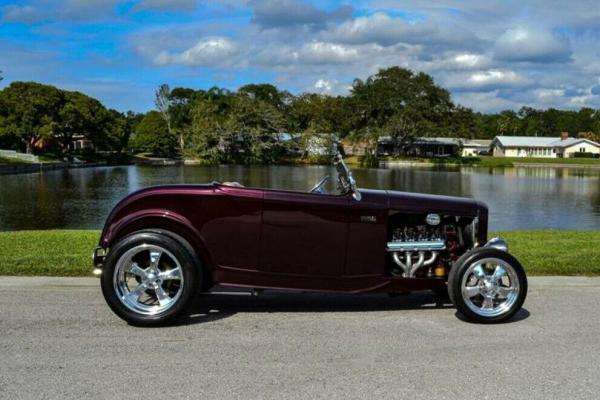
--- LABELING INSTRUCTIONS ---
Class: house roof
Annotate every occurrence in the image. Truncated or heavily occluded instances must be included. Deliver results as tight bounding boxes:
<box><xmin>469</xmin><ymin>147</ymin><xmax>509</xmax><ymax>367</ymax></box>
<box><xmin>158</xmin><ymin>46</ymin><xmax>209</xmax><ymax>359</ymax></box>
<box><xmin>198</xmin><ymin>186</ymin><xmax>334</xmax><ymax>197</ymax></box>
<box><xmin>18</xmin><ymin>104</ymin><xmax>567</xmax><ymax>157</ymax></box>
<box><xmin>467</xmin><ymin>139</ymin><xmax>492</xmax><ymax>147</ymax></box>
<box><xmin>377</xmin><ymin>136</ymin><xmax>492</xmax><ymax>147</ymax></box>
<box><xmin>494</xmin><ymin>136</ymin><xmax>600</xmax><ymax>148</ymax></box>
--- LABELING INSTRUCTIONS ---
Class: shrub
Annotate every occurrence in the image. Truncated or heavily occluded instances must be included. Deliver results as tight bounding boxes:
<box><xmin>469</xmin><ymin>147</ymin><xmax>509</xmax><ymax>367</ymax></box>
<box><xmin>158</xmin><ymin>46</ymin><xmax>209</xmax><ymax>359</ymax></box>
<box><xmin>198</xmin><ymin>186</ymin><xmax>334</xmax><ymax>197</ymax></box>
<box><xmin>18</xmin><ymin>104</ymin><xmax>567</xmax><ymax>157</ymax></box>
<box><xmin>571</xmin><ymin>152</ymin><xmax>596</xmax><ymax>158</ymax></box>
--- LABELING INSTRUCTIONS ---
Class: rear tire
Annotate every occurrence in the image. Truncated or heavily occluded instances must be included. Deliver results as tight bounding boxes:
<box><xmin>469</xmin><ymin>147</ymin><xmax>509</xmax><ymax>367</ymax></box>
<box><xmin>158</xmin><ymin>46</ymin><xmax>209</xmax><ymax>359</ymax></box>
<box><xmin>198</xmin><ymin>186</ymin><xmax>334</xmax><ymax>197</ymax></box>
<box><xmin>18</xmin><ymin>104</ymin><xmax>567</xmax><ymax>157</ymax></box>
<box><xmin>448</xmin><ymin>247</ymin><xmax>527</xmax><ymax>323</ymax></box>
<box><xmin>100</xmin><ymin>231</ymin><xmax>200</xmax><ymax>326</ymax></box>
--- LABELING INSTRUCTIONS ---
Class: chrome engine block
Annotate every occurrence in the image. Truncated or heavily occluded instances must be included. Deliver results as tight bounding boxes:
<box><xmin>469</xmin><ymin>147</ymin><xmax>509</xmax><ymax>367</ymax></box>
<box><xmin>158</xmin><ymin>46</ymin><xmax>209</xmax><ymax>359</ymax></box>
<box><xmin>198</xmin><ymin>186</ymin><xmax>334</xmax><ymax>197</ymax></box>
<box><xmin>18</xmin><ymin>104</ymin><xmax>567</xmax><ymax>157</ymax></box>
<box><xmin>386</xmin><ymin>220</ymin><xmax>460</xmax><ymax>278</ymax></box>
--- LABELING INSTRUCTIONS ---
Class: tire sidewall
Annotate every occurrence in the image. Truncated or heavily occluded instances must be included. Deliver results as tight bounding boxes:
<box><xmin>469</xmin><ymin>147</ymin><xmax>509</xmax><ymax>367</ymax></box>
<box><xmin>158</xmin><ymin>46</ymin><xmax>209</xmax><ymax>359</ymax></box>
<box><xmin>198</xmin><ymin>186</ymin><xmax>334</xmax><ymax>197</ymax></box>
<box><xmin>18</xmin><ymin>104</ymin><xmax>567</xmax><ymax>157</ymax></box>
<box><xmin>448</xmin><ymin>247</ymin><xmax>528</xmax><ymax>323</ymax></box>
<box><xmin>100</xmin><ymin>231</ymin><xmax>200</xmax><ymax>326</ymax></box>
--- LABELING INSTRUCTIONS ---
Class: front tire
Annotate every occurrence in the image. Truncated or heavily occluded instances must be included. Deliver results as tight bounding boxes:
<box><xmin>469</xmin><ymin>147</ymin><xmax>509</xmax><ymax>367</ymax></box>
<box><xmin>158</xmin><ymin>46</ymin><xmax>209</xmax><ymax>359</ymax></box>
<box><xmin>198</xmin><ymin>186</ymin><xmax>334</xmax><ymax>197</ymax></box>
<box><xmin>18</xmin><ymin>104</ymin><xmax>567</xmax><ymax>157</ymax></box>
<box><xmin>100</xmin><ymin>231</ymin><xmax>200</xmax><ymax>326</ymax></box>
<box><xmin>448</xmin><ymin>248</ymin><xmax>527</xmax><ymax>323</ymax></box>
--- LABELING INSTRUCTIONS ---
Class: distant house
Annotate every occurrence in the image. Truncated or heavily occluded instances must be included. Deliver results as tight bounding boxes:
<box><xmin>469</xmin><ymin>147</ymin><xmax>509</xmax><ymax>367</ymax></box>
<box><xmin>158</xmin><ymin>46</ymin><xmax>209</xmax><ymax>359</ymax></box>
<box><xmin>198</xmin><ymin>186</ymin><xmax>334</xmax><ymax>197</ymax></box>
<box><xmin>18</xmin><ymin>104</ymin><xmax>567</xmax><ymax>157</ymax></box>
<box><xmin>461</xmin><ymin>139</ymin><xmax>492</xmax><ymax>157</ymax></box>
<box><xmin>492</xmin><ymin>133</ymin><xmax>600</xmax><ymax>158</ymax></box>
<box><xmin>69</xmin><ymin>134</ymin><xmax>94</xmax><ymax>151</ymax></box>
<box><xmin>378</xmin><ymin>137</ymin><xmax>490</xmax><ymax>157</ymax></box>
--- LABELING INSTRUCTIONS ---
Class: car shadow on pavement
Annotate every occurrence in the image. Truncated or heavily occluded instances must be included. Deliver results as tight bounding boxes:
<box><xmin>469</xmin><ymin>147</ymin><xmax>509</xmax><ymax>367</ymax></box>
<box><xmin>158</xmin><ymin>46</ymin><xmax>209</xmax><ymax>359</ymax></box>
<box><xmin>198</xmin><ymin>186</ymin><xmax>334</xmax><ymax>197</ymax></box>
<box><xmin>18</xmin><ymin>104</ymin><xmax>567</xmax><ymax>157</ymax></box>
<box><xmin>175</xmin><ymin>290</ymin><xmax>461</xmax><ymax>326</ymax></box>
<box><xmin>454</xmin><ymin>308</ymin><xmax>530</xmax><ymax>324</ymax></box>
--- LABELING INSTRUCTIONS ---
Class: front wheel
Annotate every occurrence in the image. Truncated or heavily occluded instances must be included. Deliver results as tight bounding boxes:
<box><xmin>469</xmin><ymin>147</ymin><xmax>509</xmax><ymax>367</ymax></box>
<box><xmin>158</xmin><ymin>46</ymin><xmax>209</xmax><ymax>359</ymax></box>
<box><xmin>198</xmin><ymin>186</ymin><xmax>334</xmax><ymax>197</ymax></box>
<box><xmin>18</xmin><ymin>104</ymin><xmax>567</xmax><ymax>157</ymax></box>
<box><xmin>448</xmin><ymin>248</ymin><xmax>527</xmax><ymax>323</ymax></box>
<box><xmin>100</xmin><ymin>231</ymin><xmax>200</xmax><ymax>326</ymax></box>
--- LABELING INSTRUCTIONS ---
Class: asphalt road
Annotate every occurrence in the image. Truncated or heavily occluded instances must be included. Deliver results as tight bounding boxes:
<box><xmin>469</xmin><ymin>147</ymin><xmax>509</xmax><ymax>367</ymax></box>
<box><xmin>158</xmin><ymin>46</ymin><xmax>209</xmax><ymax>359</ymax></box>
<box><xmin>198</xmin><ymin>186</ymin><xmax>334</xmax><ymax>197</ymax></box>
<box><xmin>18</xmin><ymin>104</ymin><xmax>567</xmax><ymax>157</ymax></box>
<box><xmin>1</xmin><ymin>276</ymin><xmax>599</xmax><ymax>400</ymax></box>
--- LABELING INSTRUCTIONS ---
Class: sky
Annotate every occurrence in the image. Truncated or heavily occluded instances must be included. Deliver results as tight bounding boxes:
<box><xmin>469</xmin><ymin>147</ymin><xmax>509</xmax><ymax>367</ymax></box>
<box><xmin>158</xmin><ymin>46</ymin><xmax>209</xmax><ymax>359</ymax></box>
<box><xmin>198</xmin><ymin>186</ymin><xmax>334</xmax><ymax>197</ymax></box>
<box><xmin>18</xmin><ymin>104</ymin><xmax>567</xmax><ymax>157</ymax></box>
<box><xmin>1</xmin><ymin>0</ymin><xmax>600</xmax><ymax>113</ymax></box>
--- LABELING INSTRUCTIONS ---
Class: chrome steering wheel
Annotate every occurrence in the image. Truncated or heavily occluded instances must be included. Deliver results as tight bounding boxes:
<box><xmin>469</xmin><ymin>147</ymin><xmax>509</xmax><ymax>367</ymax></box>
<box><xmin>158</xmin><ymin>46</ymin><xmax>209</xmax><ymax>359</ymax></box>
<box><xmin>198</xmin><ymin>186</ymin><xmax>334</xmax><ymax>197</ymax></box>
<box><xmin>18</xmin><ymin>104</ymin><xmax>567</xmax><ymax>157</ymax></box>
<box><xmin>310</xmin><ymin>175</ymin><xmax>329</xmax><ymax>194</ymax></box>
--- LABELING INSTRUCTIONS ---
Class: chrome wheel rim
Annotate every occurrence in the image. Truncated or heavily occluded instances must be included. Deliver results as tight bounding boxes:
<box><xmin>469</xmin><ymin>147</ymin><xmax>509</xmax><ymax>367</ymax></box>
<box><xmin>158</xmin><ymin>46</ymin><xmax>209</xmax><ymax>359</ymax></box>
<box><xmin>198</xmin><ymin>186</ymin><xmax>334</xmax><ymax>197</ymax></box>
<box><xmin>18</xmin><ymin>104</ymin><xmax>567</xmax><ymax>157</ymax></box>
<box><xmin>461</xmin><ymin>257</ymin><xmax>520</xmax><ymax>318</ymax></box>
<box><xmin>113</xmin><ymin>244</ymin><xmax>184</xmax><ymax>316</ymax></box>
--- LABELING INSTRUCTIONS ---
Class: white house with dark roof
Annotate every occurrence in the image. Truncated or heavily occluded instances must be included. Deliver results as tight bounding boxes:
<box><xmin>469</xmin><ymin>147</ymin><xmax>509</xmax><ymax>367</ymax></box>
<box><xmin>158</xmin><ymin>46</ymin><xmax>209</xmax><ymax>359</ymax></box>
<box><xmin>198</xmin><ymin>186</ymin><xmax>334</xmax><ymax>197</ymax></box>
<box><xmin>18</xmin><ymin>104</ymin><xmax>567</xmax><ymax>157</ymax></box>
<box><xmin>377</xmin><ymin>137</ymin><xmax>491</xmax><ymax>157</ymax></box>
<box><xmin>492</xmin><ymin>133</ymin><xmax>600</xmax><ymax>158</ymax></box>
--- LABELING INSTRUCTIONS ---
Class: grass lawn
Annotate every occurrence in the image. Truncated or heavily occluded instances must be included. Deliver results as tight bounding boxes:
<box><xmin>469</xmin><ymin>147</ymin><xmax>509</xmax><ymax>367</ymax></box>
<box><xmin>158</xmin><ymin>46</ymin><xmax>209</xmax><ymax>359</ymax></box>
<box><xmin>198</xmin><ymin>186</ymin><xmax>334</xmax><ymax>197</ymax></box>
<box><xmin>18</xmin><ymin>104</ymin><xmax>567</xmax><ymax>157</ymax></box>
<box><xmin>0</xmin><ymin>229</ymin><xmax>598</xmax><ymax>277</ymax></box>
<box><xmin>478</xmin><ymin>156</ymin><xmax>600</xmax><ymax>168</ymax></box>
<box><xmin>0</xmin><ymin>156</ymin><xmax>35</xmax><ymax>165</ymax></box>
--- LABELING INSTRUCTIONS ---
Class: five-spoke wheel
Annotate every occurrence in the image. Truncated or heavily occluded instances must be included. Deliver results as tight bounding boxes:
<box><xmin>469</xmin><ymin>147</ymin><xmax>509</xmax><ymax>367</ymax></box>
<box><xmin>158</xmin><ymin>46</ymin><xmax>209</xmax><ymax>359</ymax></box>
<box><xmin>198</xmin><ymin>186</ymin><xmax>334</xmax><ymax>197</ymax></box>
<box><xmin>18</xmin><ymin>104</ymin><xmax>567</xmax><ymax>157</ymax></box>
<box><xmin>101</xmin><ymin>231</ymin><xmax>200</xmax><ymax>326</ymax></box>
<box><xmin>449</xmin><ymin>248</ymin><xmax>527</xmax><ymax>323</ymax></box>
<box><xmin>114</xmin><ymin>244</ymin><xmax>184</xmax><ymax>315</ymax></box>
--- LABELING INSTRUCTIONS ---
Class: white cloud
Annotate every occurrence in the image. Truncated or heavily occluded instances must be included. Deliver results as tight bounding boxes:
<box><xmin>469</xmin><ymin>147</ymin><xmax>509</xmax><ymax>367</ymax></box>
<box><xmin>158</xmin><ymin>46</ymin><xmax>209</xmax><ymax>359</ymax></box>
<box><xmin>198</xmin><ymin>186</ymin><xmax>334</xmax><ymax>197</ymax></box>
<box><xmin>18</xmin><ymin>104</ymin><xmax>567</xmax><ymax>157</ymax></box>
<box><xmin>1</xmin><ymin>5</ymin><xmax>45</xmax><ymax>23</ymax></box>
<box><xmin>8</xmin><ymin>0</ymin><xmax>600</xmax><ymax>112</ymax></box>
<box><xmin>323</xmin><ymin>12</ymin><xmax>436</xmax><ymax>46</ymax></box>
<box><xmin>250</xmin><ymin>0</ymin><xmax>352</xmax><ymax>29</ymax></box>
<box><xmin>154</xmin><ymin>37</ymin><xmax>238</xmax><ymax>67</ymax></box>
<box><xmin>494</xmin><ymin>27</ymin><xmax>572</xmax><ymax>63</ymax></box>
<box><xmin>468</xmin><ymin>70</ymin><xmax>526</xmax><ymax>86</ymax></box>
<box><xmin>312</xmin><ymin>78</ymin><xmax>350</xmax><ymax>95</ymax></box>
<box><xmin>134</xmin><ymin>0</ymin><xmax>197</xmax><ymax>12</ymax></box>
<box><xmin>301</xmin><ymin>42</ymin><xmax>361</xmax><ymax>64</ymax></box>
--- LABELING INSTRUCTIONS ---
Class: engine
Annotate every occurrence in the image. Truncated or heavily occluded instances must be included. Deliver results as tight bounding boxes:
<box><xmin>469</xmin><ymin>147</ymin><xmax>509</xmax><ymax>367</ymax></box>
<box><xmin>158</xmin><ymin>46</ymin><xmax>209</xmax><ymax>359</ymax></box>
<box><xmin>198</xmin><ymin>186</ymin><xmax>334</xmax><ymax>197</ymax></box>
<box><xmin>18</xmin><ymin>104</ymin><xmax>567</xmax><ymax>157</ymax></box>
<box><xmin>386</xmin><ymin>213</ymin><xmax>473</xmax><ymax>278</ymax></box>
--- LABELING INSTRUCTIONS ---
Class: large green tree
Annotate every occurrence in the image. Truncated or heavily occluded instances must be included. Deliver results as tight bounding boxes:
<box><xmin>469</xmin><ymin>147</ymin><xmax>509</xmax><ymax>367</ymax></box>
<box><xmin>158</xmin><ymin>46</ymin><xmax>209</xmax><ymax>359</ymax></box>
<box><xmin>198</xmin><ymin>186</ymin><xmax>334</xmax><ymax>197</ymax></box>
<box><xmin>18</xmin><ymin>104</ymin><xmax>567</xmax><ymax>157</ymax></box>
<box><xmin>53</xmin><ymin>91</ymin><xmax>112</xmax><ymax>152</ymax></box>
<box><xmin>0</xmin><ymin>82</ymin><xmax>62</xmax><ymax>153</ymax></box>
<box><xmin>348</xmin><ymin>67</ymin><xmax>457</xmax><ymax>155</ymax></box>
<box><xmin>129</xmin><ymin>111</ymin><xmax>176</xmax><ymax>157</ymax></box>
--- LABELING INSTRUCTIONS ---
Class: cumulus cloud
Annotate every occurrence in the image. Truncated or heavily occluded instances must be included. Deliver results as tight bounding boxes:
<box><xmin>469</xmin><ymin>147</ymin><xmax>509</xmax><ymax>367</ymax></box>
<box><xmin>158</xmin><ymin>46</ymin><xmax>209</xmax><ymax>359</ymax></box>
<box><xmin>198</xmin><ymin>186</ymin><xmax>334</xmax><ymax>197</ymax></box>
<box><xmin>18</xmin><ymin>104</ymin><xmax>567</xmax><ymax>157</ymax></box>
<box><xmin>250</xmin><ymin>0</ymin><xmax>353</xmax><ymax>30</ymax></box>
<box><xmin>443</xmin><ymin>70</ymin><xmax>530</xmax><ymax>92</ymax></box>
<box><xmin>154</xmin><ymin>37</ymin><xmax>238</xmax><ymax>67</ymax></box>
<box><xmin>312</xmin><ymin>79</ymin><xmax>350</xmax><ymax>95</ymax></box>
<box><xmin>133</xmin><ymin>0</ymin><xmax>197</xmax><ymax>12</ymax></box>
<box><xmin>322</xmin><ymin>12</ymin><xmax>485</xmax><ymax>52</ymax></box>
<box><xmin>1</xmin><ymin>5</ymin><xmax>46</xmax><ymax>23</ymax></box>
<box><xmin>253</xmin><ymin>41</ymin><xmax>397</xmax><ymax>68</ymax></box>
<box><xmin>323</xmin><ymin>12</ymin><xmax>435</xmax><ymax>46</ymax></box>
<box><xmin>2</xmin><ymin>0</ymin><xmax>122</xmax><ymax>22</ymax></box>
<box><xmin>6</xmin><ymin>0</ymin><xmax>600</xmax><ymax>112</ymax></box>
<box><xmin>494</xmin><ymin>27</ymin><xmax>572</xmax><ymax>63</ymax></box>
<box><xmin>468</xmin><ymin>70</ymin><xmax>528</xmax><ymax>88</ymax></box>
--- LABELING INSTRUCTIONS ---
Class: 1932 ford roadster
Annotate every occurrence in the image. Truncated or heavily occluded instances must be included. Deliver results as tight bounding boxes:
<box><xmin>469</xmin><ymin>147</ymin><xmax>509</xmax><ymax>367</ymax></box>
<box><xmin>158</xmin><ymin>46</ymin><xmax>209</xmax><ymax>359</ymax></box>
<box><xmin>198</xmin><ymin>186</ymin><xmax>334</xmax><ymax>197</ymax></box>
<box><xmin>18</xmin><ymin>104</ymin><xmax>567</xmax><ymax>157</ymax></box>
<box><xmin>93</xmin><ymin>147</ymin><xmax>527</xmax><ymax>326</ymax></box>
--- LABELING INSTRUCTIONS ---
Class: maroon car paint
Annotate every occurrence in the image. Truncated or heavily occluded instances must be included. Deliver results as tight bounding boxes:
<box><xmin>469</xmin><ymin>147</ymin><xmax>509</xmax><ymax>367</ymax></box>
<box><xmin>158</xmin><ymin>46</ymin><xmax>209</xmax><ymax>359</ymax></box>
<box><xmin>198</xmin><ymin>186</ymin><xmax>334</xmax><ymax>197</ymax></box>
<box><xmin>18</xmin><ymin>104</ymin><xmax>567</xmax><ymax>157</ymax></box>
<box><xmin>97</xmin><ymin>182</ymin><xmax>487</xmax><ymax>293</ymax></box>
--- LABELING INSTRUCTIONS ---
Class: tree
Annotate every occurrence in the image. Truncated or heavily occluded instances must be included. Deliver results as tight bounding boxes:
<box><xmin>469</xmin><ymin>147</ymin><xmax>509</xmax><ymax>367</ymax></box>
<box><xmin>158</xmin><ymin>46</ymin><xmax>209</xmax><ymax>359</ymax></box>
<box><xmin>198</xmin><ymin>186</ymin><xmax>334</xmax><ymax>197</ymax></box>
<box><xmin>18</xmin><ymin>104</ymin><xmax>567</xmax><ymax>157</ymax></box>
<box><xmin>0</xmin><ymin>82</ymin><xmax>62</xmax><ymax>153</ymax></box>
<box><xmin>447</xmin><ymin>106</ymin><xmax>478</xmax><ymax>138</ymax></box>
<box><xmin>106</xmin><ymin>110</ymin><xmax>142</xmax><ymax>153</ymax></box>
<box><xmin>53</xmin><ymin>91</ymin><xmax>112</xmax><ymax>154</ymax></box>
<box><xmin>347</xmin><ymin>67</ymin><xmax>456</xmax><ymax>153</ymax></box>
<box><xmin>129</xmin><ymin>111</ymin><xmax>176</xmax><ymax>157</ymax></box>
<box><xmin>496</xmin><ymin>110</ymin><xmax>520</xmax><ymax>136</ymax></box>
<box><xmin>238</xmin><ymin>84</ymin><xmax>288</xmax><ymax>108</ymax></box>
<box><xmin>155</xmin><ymin>84</ymin><xmax>179</xmax><ymax>151</ymax></box>
<box><xmin>189</xmin><ymin>98</ymin><xmax>228</xmax><ymax>163</ymax></box>
<box><xmin>289</xmin><ymin>93</ymin><xmax>346</xmax><ymax>134</ymax></box>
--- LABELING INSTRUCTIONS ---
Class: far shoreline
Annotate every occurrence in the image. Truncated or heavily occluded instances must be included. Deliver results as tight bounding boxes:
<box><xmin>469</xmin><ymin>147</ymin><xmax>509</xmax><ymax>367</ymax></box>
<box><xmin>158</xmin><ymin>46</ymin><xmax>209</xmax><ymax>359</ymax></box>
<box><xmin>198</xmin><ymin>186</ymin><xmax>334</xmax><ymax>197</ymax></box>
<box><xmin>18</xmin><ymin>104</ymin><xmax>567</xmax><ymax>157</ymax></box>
<box><xmin>2</xmin><ymin>154</ymin><xmax>600</xmax><ymax>176</ymax></box>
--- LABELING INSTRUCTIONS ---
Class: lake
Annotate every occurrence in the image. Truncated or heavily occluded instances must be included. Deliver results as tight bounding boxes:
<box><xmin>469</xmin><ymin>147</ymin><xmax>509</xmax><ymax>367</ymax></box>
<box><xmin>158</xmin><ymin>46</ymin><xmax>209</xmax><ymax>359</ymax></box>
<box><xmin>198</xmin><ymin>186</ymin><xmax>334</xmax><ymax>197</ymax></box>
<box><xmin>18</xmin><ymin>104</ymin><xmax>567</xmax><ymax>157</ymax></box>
<box><xmin>0</xmin><ymin>164</ymin><xmax>599</xmax><ymax>231</ymax></box>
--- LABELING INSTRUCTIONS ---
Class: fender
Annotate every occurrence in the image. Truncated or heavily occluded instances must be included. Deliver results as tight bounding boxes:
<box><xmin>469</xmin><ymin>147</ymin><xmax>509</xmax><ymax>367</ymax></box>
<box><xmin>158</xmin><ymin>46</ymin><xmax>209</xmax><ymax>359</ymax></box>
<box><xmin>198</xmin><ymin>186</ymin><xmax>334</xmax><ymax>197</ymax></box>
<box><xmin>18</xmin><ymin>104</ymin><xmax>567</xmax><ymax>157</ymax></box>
<box><xmin>100</xmin><ymin>208</ymin><xmax>215</xmax><ymax>272</ymax></box>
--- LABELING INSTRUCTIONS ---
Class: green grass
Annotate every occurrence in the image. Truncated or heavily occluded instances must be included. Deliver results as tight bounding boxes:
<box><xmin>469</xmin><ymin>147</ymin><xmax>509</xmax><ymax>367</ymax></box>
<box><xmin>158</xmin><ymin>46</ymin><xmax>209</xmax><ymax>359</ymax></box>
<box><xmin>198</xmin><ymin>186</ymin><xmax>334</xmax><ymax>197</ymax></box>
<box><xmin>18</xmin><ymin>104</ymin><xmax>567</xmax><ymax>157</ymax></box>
<box><xmin>0</xmin><ymin>156</ymin><xmax>35</xmax><ymax>165</ymax></box>
<box><xmin>0</xmin><ymin>229</ymin><xmax>598</xmax><ymax>277</ymax></box>
<box><xmin>0</xmin><ymin>230</ymin><xmax>99</xmax><ymax>276</ymax></box>
<box><xmin>478</xmin><ymin>155</ymin><xmax>600</xmax><ymax>168</ymax></box>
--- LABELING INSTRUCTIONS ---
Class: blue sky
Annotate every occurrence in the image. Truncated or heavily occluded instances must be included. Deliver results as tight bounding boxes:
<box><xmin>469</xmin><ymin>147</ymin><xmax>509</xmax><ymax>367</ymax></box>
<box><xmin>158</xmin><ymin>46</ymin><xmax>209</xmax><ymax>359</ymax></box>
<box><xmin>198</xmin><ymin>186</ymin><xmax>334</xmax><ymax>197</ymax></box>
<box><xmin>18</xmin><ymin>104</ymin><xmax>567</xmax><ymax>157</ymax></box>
<box><xmin>1</xmin><ymin>0</ymin><xmax>600</xmax><ymax>113</ymax></box>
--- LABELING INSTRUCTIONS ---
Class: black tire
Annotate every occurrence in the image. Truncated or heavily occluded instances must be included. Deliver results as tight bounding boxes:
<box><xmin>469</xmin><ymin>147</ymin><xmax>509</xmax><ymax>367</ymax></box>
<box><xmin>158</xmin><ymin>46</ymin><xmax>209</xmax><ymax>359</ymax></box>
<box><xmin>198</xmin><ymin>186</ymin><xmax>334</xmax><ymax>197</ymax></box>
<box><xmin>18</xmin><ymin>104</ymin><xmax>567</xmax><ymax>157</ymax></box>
<box><xmin>448</xmin><ymin>247</ymin><xmax>527</xmax><ymax>323</ymax></box>
<box><xmin>100</xmin><ymin>230</ymin><xmax>200</xmax><ymax>326</ymax></box>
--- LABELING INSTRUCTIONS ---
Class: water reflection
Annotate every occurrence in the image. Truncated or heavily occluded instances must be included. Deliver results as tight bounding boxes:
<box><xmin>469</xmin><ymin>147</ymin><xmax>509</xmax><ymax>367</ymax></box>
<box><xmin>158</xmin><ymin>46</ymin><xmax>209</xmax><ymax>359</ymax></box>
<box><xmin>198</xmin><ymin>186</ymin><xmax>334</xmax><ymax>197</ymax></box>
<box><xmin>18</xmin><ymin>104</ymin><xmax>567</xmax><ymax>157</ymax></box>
<box><xmin>0</xmin><ymin>164</ymin><xmax>598</xmax><ymax>231</ymax></box>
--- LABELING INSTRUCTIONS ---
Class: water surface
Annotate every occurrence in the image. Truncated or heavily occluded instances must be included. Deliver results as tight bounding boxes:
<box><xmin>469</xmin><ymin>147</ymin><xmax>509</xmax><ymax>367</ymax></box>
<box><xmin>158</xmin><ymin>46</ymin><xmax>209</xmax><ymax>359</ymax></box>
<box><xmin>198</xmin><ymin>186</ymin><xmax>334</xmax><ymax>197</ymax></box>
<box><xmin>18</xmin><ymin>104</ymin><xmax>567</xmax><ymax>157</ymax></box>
<box><xmin>0</xmin><ymin>164</ymin><xmax>598</xmax><ymax>231</ymax></box>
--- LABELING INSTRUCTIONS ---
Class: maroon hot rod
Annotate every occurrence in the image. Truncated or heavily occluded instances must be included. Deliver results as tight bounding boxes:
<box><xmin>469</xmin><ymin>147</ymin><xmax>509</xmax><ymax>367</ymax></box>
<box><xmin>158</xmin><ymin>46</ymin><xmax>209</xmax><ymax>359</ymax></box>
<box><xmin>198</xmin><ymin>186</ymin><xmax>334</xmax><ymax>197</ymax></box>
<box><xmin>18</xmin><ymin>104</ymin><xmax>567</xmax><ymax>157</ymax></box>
<box><xmin>93</xmin><ymin>149</ymin><xmax>527</xmax><ymax>325</ymax></box>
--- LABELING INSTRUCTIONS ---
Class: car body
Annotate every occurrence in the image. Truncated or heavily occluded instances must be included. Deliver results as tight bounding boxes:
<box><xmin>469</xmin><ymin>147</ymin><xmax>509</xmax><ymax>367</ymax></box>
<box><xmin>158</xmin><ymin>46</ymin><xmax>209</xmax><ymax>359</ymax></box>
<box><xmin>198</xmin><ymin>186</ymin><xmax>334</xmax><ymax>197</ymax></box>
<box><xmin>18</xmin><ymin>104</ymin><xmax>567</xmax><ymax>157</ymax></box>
<box><xmin>94</xmin><ymin>151</ymin><xmax>527</xmax><ymax>325</ymax></box>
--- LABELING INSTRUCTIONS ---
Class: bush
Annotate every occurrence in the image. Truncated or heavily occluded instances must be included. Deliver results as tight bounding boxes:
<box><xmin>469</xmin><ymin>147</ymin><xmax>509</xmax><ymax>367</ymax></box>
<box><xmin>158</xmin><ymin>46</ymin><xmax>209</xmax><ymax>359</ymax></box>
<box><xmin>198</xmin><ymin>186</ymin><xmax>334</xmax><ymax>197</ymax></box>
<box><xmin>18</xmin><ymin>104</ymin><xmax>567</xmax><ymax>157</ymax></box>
<box><xmin>571</xmin><ymin>152</ymin><xmax>596</xmax><ymax>158</ymax></box>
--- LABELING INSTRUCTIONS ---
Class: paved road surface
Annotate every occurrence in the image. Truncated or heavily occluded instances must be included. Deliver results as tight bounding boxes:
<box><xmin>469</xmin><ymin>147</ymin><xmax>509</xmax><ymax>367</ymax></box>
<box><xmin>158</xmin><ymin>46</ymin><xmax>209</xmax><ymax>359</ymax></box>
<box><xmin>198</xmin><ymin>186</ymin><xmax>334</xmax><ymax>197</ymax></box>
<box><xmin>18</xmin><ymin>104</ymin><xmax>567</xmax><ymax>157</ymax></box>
<box><xmin>1</xmin><ymin>276</ymin><xmax>599</xmax><ymax>399</ymax></box>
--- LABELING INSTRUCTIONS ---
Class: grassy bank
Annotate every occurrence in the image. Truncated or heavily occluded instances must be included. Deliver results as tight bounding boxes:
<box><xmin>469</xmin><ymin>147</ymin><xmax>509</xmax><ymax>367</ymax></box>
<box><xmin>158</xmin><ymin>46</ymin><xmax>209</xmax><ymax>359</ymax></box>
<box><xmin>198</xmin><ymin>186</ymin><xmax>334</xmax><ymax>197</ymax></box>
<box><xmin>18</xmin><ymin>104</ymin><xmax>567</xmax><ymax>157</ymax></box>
<box><xmin>378</xmin><ymin>155</ymin><xmax>600</xmax><ymax>168</ymax></box>
<box><xmin>478</xmin><ymin>156</ymin><xmax>600</xmax><ymax>168</ymax></box>
<box><xmin>0</xmin><ymin>229</ymin><xmax>598</xmax><ymax>277</ymax></box>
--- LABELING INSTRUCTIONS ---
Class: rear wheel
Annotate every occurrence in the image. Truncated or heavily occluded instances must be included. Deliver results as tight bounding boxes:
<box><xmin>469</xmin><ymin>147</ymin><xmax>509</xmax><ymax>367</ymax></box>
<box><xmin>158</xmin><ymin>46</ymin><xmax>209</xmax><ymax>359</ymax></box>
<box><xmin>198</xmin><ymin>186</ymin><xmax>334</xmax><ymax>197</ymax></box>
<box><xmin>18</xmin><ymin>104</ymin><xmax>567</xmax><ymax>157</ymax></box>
<box><xmin>448</xmin><ymin>248</ymin><xmax>527</xmax><ymax>323</ymax></box>
<box><xmin>100</xmin><ymin>231</ymin><xmax>200</xmax><ymax>326</ymax></box>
